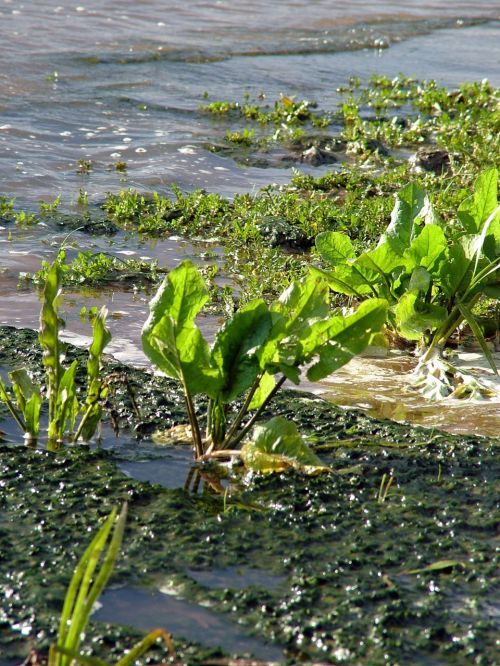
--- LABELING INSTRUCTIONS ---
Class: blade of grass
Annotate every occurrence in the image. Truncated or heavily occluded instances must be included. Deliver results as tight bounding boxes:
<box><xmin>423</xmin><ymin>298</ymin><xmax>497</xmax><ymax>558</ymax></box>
<box><xmin>64</xmin><ymin>504</ymin><xmax>127</xmax><ymax>661</ymax></box>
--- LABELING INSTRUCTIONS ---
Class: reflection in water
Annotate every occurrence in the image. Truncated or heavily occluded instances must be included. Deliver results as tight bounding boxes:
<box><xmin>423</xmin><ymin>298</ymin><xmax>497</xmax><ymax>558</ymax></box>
<box><xmin>94</xmin><ymin>585</ymin><xmax>284</xmax><ymax>660</ymax></box>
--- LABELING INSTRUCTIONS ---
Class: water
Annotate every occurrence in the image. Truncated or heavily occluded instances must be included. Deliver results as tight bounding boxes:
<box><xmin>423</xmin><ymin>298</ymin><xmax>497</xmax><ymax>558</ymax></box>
<box><xmin>94</xmin><ymin>585</ymin><xmax>284</xmax><ymax>660</ymax></box>
<box><xmin>1</xmin><ymin>1</ymin><xmax>499</xmax><ymax>206</ymax></box>
<box><xmin>1</xmin><ymin>1</ymin><xmax>500</xmax><ymax>440</ymax></box>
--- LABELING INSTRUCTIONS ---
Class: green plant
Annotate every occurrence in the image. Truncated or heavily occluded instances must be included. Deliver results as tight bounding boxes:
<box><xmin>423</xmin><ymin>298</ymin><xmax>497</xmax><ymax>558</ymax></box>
<box><xmin>0</xmin><ymin>258</ymin><xmax>111</xmax><ymax>446</ymax></box>
<box><xmin>39</xmin><ymin>195</ymin><xmax>62</xmax><ymax>215</ymax></box>
<box><xmin>142</xmin><ymin>259</ymin><xmax>387</xmax><ymax>464</ymax></box>
<box><xmin>315</xmin><ymin>169</ymin><xmax>500</xmax><ymax>382</ymax></box>
<box><xmin>49</xmin><ymin>504</ymin><xmax>174</xmax><ymax>666</ymax></box>
<box><xmin>26</xmin><ymin>249</ymin><xmax>162</xmax><ymax>288</ymax></box>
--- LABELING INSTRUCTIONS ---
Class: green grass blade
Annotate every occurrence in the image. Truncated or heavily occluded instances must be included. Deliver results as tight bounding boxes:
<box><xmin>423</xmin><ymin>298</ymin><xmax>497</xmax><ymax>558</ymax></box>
<box><xmin>457</xmin><ymin>303</ymin><xmax>498</xmax><ymax>375</ymax></box>
<box><xmin>0</xmin><ymin>376</ymin><xmax>27</xmax><ymax>432</ymax></box>
<box><xmin>52</xmin><ymin>647</ymin><xmax>110</xmax><ymax>666</ymax></box>
<box><xmin>114</xmin><ymin>629</ymin><xmax>175</xmax><ymax>666</ymax></box>
<box><xmin>57</xmin><ymin>509</ymin><xmax>117</xmax><ymax>666</ymax></box>
<box><xmin>64</xmin><ymin>504</ymin><xmax>127</xmax><ymax>657</ymax></box>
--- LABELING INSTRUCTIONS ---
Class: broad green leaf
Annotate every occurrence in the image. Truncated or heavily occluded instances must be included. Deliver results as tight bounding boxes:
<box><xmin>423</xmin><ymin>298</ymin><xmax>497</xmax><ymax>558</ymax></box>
<box><xmin>364</xmin><ymin>241</ymin><xmax>406</xmax><ymax>276</ymax></box>
<box><xmin>248</xmin><ymin>371</ymin><xmax>276</xmax><ymax>410</ymax></box>
<box><xmin>458</xmin><ymin>168</ymin><xmax>498</xmax><ymax>234</ymax></box>
<box><xmin>274</xmin><ymin>273</ymin><xmax>330</xmax><ymax>328</ymax></box>
<box><xmin>142</xmin><ymin>261</ymin><xmax>220</xmax><ymax>396</ymax></box>
<box><xmin>408</xmin><ymin>266</ymin><xmax>432</xmax><ymax>293</ymax></box>
<box><xmin>310</xmin><ymin>264</ymin><xmax>374</xmax><ymax>298</ymax></box>
<box><xmin>259</xmin><ymin>274</ymin><xmax>330</xmax><ymax>371</ymax></box>
<box><xmin>437</xmin><ymin>237</ymin><xmax>473</xmax><ymax>299</ymax></box>
<box><xmin>211</xmin><ymin>299</ymin><xmax>272</xmax><ymax>403</ymax></box>
<box><xmin>316</xmin><ymin>231</ymin><xmax>356</xmax><ymax>266</ymax></box>
<box><xmin>395</xmin><ymin>293</ymin><xmax>447</xmax><ymax>341</ymax></box>
<box><xmin>241</xmin><ymin>416</ymin><xmax>329</xmax><ymax>474</ymax></box>
<box><xmin>380</xmin><ymin>182</ymin><xmax>430</xmax><ymax>254</ymax></box>
<box><xmin>306</xmin><ymin>298</ymin><xmax>388</xmax><ymax>381</ymax></box>
<box><xmin>404</xmin><ymin>224</ymin><xmax>447</xmax><ymax>273</ymax></box>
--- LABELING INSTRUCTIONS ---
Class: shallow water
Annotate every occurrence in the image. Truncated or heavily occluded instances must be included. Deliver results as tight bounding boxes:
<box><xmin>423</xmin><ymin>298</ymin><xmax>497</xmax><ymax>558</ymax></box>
<box><xmin>1</xmin><ymin>1</ymin><xmax>500</xmax><ymax>206</ymax></box>
<box><xmin>94</xmin><ymin>585</ymin><xmax>284</xmax><ymax>660</ymax></box>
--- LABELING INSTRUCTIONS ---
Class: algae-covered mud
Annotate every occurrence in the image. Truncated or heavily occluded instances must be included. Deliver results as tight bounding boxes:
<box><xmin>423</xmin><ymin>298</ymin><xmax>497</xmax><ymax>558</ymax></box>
<box><xmin>0</xmin><ymin>327</ymin><xmax>499</xmax><ymax>665</ymax></box>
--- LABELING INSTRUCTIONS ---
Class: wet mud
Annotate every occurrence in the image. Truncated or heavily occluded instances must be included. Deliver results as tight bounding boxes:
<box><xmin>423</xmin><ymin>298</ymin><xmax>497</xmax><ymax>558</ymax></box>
<box><xmin>0</xmin><ymin>326</ymin><xmax>498</xmax><ymax>665</ymax></box>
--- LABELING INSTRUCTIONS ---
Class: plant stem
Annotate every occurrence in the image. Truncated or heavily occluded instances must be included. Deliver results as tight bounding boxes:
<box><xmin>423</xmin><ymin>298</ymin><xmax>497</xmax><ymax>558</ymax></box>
<box><xmin>230</xmin><ymin>374</ymin><xmax>287</xmax><ymax>448</ymax></box>
<box><xmin>182</xmin><ymin>381</ymin><xmax>204</xmax><ymax>458</ymax></box>
<box><xmin>0</xmin><ymin>382</ymin><xmax>26</xmax><ymax>432</ymax></box>
<box><xmin>219</xmin><ymin>372</ymin><xmax>263</xmax><ymax>450</ymax></box>
<box><xmin>420</xmin><ymin>305</ymin><xmax>461</xmax><ymax>364</ymax></box>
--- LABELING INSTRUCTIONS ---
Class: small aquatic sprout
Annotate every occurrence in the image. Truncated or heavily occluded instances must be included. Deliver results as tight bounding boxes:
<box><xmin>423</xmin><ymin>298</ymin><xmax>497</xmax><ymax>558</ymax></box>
<box><xmin>48</xmin><ymin>504</ymin><xmax>175</xmax><ymax>666</ymax></box>
<box><xmin>226</xmin><ymin>128</ymin><xmax>254</xmax><ymax>146</ymax></box>
<box><xmin>27</xmin><ymin>249</ymin><xmax>162</xmax><ymax>288</ymax></box>
<box><xmin>15</xmin><ymin>210</ymin><xmax>38</xmax><ymax>226</ymax></box>
<box><xmin>77</xmin><ymin>160</ymin><xmax>93</xmax><ymax>175</ymax></box>
<box><xmin>39</xmin><ymin>195</ymin><xmax>61</xmax><ymax>215</ymax></box>
<box><xmin>0</xmin><ymin>256</ymin><xmax>111</xmax><ymax>446</ymax></box>
<box><xmin>77</xmin><ymin>189</ymin><xmax>88</xmax><ymax>207</ymax></box>
<box><xmin>142</xmin><ymin>259</ymin><xmax>387</xmax><ymax>467</ymax></box>
<box><xmin>377</xmin><ymin>473</ymin><xmax>394</xmax><ymax>503</ymax></box>
<box><xmin>0</xmin><ymin>194</ymin><xmax>16</xmax><ymax>218</ymax></box>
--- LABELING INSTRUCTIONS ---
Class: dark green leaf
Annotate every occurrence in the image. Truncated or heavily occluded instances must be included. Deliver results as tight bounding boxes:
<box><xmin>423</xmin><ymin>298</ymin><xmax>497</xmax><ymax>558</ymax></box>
<box><xmin>211</xmin><ymin>299</ymin><xmax>272</xmax><ymax>402</ymax></box>
<box><xmin>307</xmin><ymin>298</ymin><xmax>388</xmax><ymax>381</ymax></box>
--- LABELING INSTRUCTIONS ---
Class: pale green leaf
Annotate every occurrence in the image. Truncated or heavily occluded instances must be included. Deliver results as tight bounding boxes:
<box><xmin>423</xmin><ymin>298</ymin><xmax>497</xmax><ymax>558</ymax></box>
<box><xmin>241</xmin><ymin>416</ymin><xmax>329</xmax><ymax>474</ymax></box>
<box><xmin>211</xmin><ymin>299</ymin><xmax>272</xmax><ymax>402</ymax></box>
<box><xmin>395</xmin><ymin>292</ymin><xmax>447</xmax><ymax>341</ymax></box>
<box><xmin>380</xmin><ymin>182</ymin><xmax>430</xmax><ymax>253</ymax></box>
<box><xmin>142</xmin><ymin>260</ymin><xmax>220</xmax><ymax>396</ymax></box>
<box><xmin>404</xmin><ymin>224</ymin><xmax>447</xmax><ymax>272</ymax></box>
<box><xmin>316</xmin><ymin>231</ymin><xmax>356</xmax><ymax>266</ymax></box>
<box><xmin>458</xmin><ymin>168</ymin><xmax>498</xmax><ymax>233</ymax></box>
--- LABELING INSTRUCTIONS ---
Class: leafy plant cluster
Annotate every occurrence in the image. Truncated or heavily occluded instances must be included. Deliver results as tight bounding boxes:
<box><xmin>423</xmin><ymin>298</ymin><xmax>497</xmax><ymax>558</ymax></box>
<box><xmin>26</xmin><ymin>249</ymin><xmax>162</xmax><ymax>288</ymax></box>
<box><xmin>142</xmin><ymin>259</ymin><xmax>387</xmax><ymax>468</ymax></box>
<box><xmin>315</xmin><ymin>168</ymin><xmax>500</xmax><ymax>395</ymax></box>
<box><xmin>338</xmin><ymin>75</ymin><xmax>500</xmax><ymax>174</ymax></box>
<box><xmin>48</xmin><ymin>504</ymin><xmax>174</xmax><ymax>666</ymax></box>
<box><xmin>0</xmin><ymin>261</ymin><xmax>111</xmax><ymax>446</ymax></box>
<box><xmin>201</xmin><ymin>93</ymin><xmax>331</xmax><ymax>129</ymax></box>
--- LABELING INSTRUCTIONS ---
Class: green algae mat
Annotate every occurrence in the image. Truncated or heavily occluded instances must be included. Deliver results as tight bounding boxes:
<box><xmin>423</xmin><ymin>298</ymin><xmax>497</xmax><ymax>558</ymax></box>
<box><xmin>0</xmin><ymin>326</ymin><xmax>498</xmax><ymax>665</ymax></box>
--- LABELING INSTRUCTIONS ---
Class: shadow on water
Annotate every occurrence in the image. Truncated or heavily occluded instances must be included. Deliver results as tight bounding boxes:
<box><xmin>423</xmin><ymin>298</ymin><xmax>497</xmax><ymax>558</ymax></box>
<box><xmin>93</xmin><ymin>585</ymin><xmax>284</xmax><ymax>661</ymax></box>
